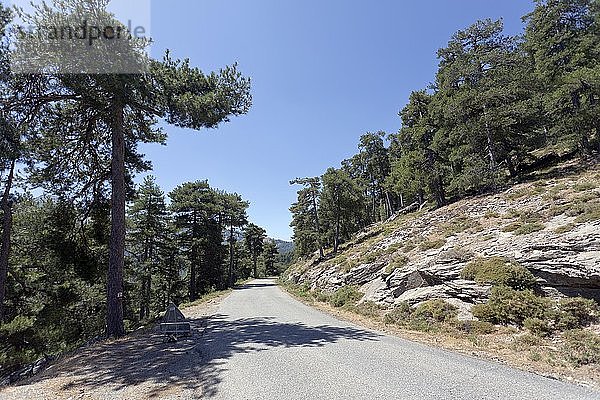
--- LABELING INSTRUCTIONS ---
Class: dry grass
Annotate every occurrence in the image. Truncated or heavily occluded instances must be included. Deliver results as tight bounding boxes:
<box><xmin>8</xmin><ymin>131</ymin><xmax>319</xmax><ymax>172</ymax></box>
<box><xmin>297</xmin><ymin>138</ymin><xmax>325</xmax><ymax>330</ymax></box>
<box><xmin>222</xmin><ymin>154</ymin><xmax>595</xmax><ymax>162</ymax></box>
<box><xmin>418</xmin><ymin>238</ymin><xmax>446</xmax><ymax>251</ymax></box>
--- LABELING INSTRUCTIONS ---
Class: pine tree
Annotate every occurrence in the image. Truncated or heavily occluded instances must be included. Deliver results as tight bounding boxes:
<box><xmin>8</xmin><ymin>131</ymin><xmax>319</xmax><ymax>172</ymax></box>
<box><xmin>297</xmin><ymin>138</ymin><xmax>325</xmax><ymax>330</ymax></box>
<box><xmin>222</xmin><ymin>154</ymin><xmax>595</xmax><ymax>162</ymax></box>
<box><xmin>356</xmin><ymin>132</ymin><xmax>392</xmax><ymax>221</ymax></box>
<box><xmin>2</xmin><ymin>196</ymin><xmax>107</xmax><ymax>368</ymax></box>
<box><xmin>262</xmin><ymin>241</ymin><xmax>279</xmax><ymax>277</ymax></box>
<box><xmin>218</xmin><ymin>192</ymin><xmax>248</xmax><ymax>287</ymax></box>
<box><xmin>0</xmin><ymin>4</ymin><xmax>21</xmax><ymax>323</ymax></box>
<box><xmin>290</xmin><ymin>178</ymin><xmax>323</xmax><ymax>258</ymax></box>
<box><xmin>389</xmin><ymin>91</ymin><xmax>448</xmax><ymax>208</ymax></box>
<box><xmin>319</xmin><ymin>168</ymin><xmax>363</xmax><ymax>254</ymax></box>
<box><xmin>127</xmin><ymin>176</ymin><xmax>168</xmax><ymax>320</ymax></box>
<box><xmin>524</xmin><ymin>0</ymin><xmax>600</xmax><ymax>153</ymax></box>
<box><xmin>435</xmin><ymin>19</ymin><xmax>542</xmax><ymax>194</ymax></box>
<box><xmin>170</xmin><ymin>181</ymin><xmax>217</xmax><ymax>300</ymax></box>
<box><xmin>244</xmin><ymin>223</ymin><xmax>266</xmax><ymax>278</ymax></box>
<box><xmin>16</xmin><ymin>0</ymin><xmax>252</xmax><ymax>337</ymax></box>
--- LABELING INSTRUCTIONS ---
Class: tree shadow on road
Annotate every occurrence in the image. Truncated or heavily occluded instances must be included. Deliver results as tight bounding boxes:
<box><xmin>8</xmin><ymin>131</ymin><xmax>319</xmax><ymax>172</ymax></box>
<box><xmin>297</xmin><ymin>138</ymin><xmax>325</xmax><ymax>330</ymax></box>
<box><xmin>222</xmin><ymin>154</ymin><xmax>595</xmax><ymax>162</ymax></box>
<box><xmin>233</xmin><ymin>280</ymin><xmax>277</xmax><ymax>290</ymax></box>
<box><xmin>11</xmin><ymin>312</ymin><xmax>380</xmax><ymax>398</ymax></box>
<box><xmin>198</xmin><ymin>314</ymin><xmax>381</xmax><ymax>397</ymax></box>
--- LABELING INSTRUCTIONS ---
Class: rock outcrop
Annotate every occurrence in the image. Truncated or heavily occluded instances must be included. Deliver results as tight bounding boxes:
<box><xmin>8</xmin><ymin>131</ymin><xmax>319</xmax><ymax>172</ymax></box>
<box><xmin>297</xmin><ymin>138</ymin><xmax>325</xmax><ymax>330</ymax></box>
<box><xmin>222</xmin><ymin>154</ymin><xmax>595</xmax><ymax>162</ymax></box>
<box><xmin>286</xmin><ymin>163</ymin><xmax>600</xmax><ymax>318</ymax></box>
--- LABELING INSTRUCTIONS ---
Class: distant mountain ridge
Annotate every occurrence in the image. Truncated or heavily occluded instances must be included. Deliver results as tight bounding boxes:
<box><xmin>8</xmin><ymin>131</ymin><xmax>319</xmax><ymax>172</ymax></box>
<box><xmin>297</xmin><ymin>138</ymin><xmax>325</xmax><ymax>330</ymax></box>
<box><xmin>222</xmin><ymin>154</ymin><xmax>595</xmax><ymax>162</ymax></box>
<box><xmin>273</xmin><ymin>239</ymin><xmax>294</xmax><ymax>255</ymax></box>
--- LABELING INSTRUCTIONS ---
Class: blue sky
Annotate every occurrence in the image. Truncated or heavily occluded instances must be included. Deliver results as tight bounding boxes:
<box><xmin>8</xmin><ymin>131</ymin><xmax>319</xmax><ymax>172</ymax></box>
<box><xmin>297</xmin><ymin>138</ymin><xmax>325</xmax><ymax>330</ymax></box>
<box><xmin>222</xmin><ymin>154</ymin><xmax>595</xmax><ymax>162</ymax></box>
<box><xmin>137</xmin><ymin>0</ymin><xmax>534</xmax><ymax>240</ymax></box>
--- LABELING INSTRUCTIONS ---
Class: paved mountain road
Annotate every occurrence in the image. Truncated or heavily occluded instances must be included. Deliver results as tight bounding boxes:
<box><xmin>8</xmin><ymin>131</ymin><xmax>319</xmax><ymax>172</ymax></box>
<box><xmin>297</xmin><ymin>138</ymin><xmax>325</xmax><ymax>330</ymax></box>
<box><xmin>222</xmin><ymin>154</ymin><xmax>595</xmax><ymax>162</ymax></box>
<box><xmin>197</xmin><ymin>279</ymin><xmax>598</xmax><ymax>399</ymax></box>
<box><xmin>2</xmin><ymin>279</ymin><xmax>598</xmax><ymax>400</ymax></box>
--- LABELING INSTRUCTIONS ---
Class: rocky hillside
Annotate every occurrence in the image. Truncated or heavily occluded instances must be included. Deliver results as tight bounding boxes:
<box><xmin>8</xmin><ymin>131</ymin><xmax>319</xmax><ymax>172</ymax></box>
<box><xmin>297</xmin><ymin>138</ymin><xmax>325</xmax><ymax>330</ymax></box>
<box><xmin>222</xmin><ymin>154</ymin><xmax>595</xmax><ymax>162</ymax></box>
<box><xmin>285</xmin><ymin>161</ymin><xmax>600</xmax><ymax>318</ymax></box>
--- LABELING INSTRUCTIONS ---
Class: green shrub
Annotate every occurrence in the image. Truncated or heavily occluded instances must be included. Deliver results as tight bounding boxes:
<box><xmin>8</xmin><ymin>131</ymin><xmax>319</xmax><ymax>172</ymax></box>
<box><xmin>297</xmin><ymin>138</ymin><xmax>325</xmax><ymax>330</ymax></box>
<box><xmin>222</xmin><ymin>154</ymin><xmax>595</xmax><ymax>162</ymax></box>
<box><xmin>413</xmin><ymin>299</ymin><xmax>458</xmax><ymax>323</ymax></box>
<box><xmin>565</xmin><ymin>202</ymin><xmax>586</xmax><ymax>217</ymax></box>
<box><xmin>339</xmin><ymin>258</ymin><xmax>358</xmax><ymax>273</ymax></box>
<box><xmin>363</xmin><ymin>254</ymin><xmax>377</xmax><ymax>264</ymax></box>
<box><xmin>502</xmin><ymin>222</ymin><xmax>521</xmax><ymax>232</ymax></box>
<box><xmin>461</xmin><ymin>257</ymin><xmax>536</xmax><ymax>290</ymax></box>
<box><xmin>485</xmin><ymin>211</ymin><xmax>500</xmax><ymax>219</ymax></box>
<box><xmin>555</xmin><ymin>297</ymin><xmax>599</xmax><ymax>330</ymax></box>
<box><xmin>554</xmin><ymin>223</ymin><xmax>576</xmax><ymax>234</ymax></box>
<box><xmin>503</xmin><ymin>209</ymin><xmax>522</xmax><ymax>219</ymax></box>
<box><xmin>502</xmin><ymin>211</ymin><xmax>546</xmax><ymax>235</ymax></box>
<box><xmin>329</xmin><ymin>286</ymin><xmax>363</xmax><ymax>308</ymax></box>
<box><xmin>573</xmin><ymin>182</ymin><xmax>597</xmax><ymax>192</ymax></box>
<box><xmin>524</xmin><ymin>317</ymin><xmax>552</xmax><ymax>337</ymax></box>
<box><xmin>284</xmin><ymin>282</ymin><xmax>312</xmax><ymax>300</ymax></box>
<box><xmin>529</xmin><ymin>350</ymin><xmax>543</xmax><ymax>362</ymax></box>
<box><xmin>403</xmin><ymin>242</ymin><xmax>417</xmax><ymax>252</ymax></box>
<box><xmin>360</xmin><ymin>249</ymin><xmax>384</xmax><ymax>264</ymax></box>
<box><xmin>347</xmin><ymin>301</ymin><xmax>382</xmax><ymax>317</ymax></box>
<box><xmin>562</xmin><ymin>330</ymin><xmax>600</xmax><ymax>366</ymax></box>
<box><xmin>406</xmin><ymin>317</ymin><xmax>438</xmax><ymax>332</ymax></box>
<box><xmin>514</xmin><ymin>222</ymin><xmax>545</xmax><ymax>235</ymax></box>
<box><xmin>548</xmin><ymin>204</ymin><xmax>570</xmax><ymax>216</ymax></box>
<box><xmin>442</xmin><ymin>247</ymin><xmax>473</xmax><ymax>262</ymax></box>
<box><xmin>383</xmin><ymin>300</ymin><xmax>464</xmax><ymax>334</ymax></box>
<box><xmin>313</xmin><ymin>289</ymin><xmax>331</xmax><ymax>303</ymax></box>
<box><xmin>511</xmin><ymin>333</ymin><xmax>542</xmax><ymax>351</ymax></box>
<box><xmin>574</xmin><ymin>192</ymin><xmax>600</xmax><ymax>202</ymax></box>
<box><xmin>442</xmin><ymin>216</ymin><xmax>476</xmax><ymax>237</ymax></box>
<box><xmin>519</xmin><ymin>211</ymin><xmax>543</xmax><ymax>224</ymax></box>
<box><xmin>471</xmin><ymin>303</ymin><xmax>496</xmax><ymax>322</ymax></box>
<box><xmin>419</xmin><ymin>238</ymin><xmax>446</xmax><ymax>251</ymax></box>
<box><xmin>574</xmin><ymin>202</ymin><xmax>600</xmax><ymax>223</ymax></box>
<box><xmin>0</xmin><ymin>316</ymin><xmax>39</xmax><ymax>373</ymax></box>
<box><xmin>472</xmin><ymin>286</ymin><xmax>551</xmax><ymax>326</ymax></box>
<box><xmin>450</xmin><ymin>319</ymin><xmax>496</xmax><ymax>335</ymax></box>
<box><xmin>385</xmin><ymin>243</ymin><xmax>402</xmax><ymax>255</ymax></box>
<box><xmin>383</xmin><ymin>302</ymin><xmax>412</xmax><ymax>324</ymax></box>
<box><xmin>507</xmin><ymin>188</ymin><xmax>530</xmax><ymax>200</ymax></box>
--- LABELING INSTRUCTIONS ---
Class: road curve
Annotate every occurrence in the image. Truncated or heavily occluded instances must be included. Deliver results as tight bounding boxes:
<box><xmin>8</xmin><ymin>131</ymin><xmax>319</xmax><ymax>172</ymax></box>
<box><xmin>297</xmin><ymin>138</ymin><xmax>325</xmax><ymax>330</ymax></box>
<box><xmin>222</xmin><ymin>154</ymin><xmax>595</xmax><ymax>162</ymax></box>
<box><xmin>198</xmin><ymin>279</ymin><xmax>598</xmax><ymax>400</ymax></box>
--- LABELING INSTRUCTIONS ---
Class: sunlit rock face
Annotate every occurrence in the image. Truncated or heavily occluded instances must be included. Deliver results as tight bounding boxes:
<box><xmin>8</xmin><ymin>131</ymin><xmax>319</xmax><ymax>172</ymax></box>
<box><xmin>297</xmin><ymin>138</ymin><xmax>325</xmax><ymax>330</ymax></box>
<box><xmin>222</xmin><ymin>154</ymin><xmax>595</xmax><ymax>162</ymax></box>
<box><xmin>286</xmin><ymin>166</ymin><xmax>600</xmax><ymax>319</ymax></box>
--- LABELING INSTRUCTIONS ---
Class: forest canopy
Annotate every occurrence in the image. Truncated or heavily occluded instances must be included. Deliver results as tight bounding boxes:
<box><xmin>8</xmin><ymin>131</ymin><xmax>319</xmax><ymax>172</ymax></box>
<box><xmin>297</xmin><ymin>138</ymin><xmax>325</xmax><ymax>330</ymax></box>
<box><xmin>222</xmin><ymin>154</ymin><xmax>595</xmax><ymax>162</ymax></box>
<box><xmin>290</xmin><ymin>0</ymin><xmax>600</xmax><ymax>259</ymax></box>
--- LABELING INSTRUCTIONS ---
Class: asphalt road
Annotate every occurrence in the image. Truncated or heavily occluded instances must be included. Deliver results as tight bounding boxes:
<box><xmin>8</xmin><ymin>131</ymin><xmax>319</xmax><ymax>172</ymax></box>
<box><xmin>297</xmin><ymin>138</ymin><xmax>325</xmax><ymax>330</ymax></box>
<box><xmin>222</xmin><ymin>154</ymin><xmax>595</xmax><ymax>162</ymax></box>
<box><xmin>197</xmin><ymin>279</ymin><xmax>598</xmax><ymax>400</ymax></box>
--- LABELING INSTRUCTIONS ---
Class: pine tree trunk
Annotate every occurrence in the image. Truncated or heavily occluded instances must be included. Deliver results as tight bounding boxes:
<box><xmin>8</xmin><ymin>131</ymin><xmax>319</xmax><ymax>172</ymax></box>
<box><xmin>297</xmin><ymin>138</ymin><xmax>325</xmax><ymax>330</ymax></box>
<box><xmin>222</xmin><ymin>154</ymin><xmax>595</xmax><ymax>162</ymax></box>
<box><xmin>385</xmin><ymin>191</ymin><xmax>393</xmax><ymax>217</ymax></box>
<box><xmin>189</xmin><ymin>247</ymin><xmax>197</xmax><ymax>301</ymax></box>
<box><xmin>107</xmin><ymin>102</ymin><xmax>126</xmax><ymax>338</ymax></box>
<box><xmin>146</xmin><ymin>240</ymin><xmax>154</xmax><ymax>318</ymax></box>
<box><xmin>189</xmin><ymin>211</ymin><xmax>198</xmax><ymax>300</ymax></box>
<box><xmin>310</xmin><ymin>191</ymin><xmax>324</xmax><ymax>258</ymax></box>
<box><xmin>580</xmin><ymin>134</ymin><xmax>591</xmax><ymax>155</ymax></box>
<box><xmin>253</xmin><ymin>254</ymin><xmax>258</xmax><ymax>278</ymax></box>
<box><xmin>436</xmin><ymin>175</ymin><xmax>446</xmax><ymax>207</ymax></box>
<box><xmin>505</xmin><ymin>156</ymin><xmax>517</xmax><ymax>178</ymax></box>
<box><xmin>139</xmin><ymin>239</ymin><xmax>149</xmax><ymax>321</ymax></box>
<box><xmin>371</xmin><ymin>188</ymin><xmax>376</xmax><ymax>223</ymax></box>
<box><xmin>482</xmin><ymin>105</ymin><xmax>497</xmax><ymax>181</ymax></box>
<box><xmin>334</xmin><ymin>191</ymin><xmax>341</xmax><ymax>254</ymax></box>
<box><xmin>145</xmin><ymin>274</ymin><xmax>151</xmax><ymax>318</ymax></box>
<box><xmin>0</xmin><ymin>159</ymin><xmax>15</xmax><ymax>322</ymax></box>
<box><xmin>418</xmin><ymin>189</ymin><xmax>424</xmax><ymax>206</ymax></box>
<box><xmin>228</xmin><ymin>224</ymin><xmax>235</xmax><ymax>287</ymax></box>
